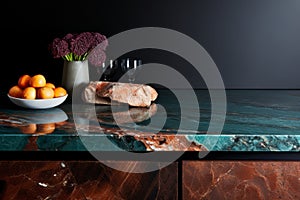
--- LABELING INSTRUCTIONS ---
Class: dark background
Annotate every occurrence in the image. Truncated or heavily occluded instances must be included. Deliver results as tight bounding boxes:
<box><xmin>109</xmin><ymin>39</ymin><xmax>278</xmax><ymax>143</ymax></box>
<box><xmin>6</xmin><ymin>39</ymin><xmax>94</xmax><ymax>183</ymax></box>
<box><xmin>1</xmin><ymin>0</ymin><xmax>300</xmax><ymax>90</ymax></box>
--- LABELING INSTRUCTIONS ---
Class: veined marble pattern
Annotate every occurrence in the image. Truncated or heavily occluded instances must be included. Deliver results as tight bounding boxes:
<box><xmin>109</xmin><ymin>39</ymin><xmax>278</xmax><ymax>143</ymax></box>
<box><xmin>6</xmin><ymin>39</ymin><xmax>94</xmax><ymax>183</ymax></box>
<box><xmin>0</xmin><ymin>161</ymin><xmax>177</xmax><ymax>200</ymax></box>
<box><xmin>0</xmin><ymin>90</ymin><xmax>300</xmax><ymax>152</ymax></box>
<box><xmin>183</xmin><ymin>161</ymin><xmax>300</xmax><ymax>200</ymax></box>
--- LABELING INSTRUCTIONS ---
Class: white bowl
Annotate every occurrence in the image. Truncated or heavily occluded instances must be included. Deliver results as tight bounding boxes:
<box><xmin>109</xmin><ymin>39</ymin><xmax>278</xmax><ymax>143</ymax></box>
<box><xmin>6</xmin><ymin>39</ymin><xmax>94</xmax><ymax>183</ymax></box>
<box><xmin>7</xmin><ymin>94</ymin><xmax>68</xmax><ymax>109</ymax></box>
<box><xmin>16</xmin><ymin>108</ymin><xmax>68</xmax><ymax>124</ymax></box>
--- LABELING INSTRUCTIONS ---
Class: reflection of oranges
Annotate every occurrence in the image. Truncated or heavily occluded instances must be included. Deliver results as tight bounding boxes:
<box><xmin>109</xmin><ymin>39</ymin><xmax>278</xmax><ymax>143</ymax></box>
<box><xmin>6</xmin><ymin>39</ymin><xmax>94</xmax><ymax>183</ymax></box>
<box><xmin>36</xmin><ymin>123</ymin><xmax>56</xmax><ymax>134</ymax></box>
<box><xmin>23</xmin><ymin>87</ymin><xmax>36</xmax><ymax>99</ymax></box>
<box><xmin>18</xmin><ymin>74</ymin><xmax>31</xmax><ymax>88</ymax></box>
<box><xmin>37</xmin><ymin>87</ymin><xmax>55</xmax><ymax>99</ymax></box>
<box><xmin>29</xmin><ymin>74</ymin><xmax>46</xmax><ymax>88</ymax></box>
<box><xmin>54</xmin><ymin>87</ymin><xmax>67</xmax><ymax>98</ymax></box>
<box><xmin>19</xmin><ymin>123</ymin><xmax>56</xmax><ymax>135</ymax></box>
<box><xmin>9</xmin><ymin>74</ymin><xmax>67</xmax><ymax>100</ymax></box>
<box><xmin>20</xmin><ymin>124</ymin><xmax>37</xmax><ymax>134</ymax></box>
<box><xmin>8</xmin><ymin>85</ymin><xmax>23</xmax><ymax>98</ymax></box>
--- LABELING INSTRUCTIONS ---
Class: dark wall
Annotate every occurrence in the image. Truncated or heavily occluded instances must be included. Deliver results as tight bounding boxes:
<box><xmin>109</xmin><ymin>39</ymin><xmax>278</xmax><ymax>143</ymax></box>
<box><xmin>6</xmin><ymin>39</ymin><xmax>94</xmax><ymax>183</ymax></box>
<box><xmin>2</xmin><ymin>0</ymin><xmax>300</xmax><ymax>90</ymax></box>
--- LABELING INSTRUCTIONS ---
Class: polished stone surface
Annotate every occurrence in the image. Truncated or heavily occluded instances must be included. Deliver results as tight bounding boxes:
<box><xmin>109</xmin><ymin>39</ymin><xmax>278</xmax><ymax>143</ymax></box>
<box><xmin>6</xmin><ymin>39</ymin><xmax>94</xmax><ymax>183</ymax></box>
<box><xmin>183</xmin><ymin>161</ymin><xmax>300</xmax><ymax>200</ymax></box>
<box><xmin>67</xmin><ymin>161</ymin><xmax>178</xmax><ymax>200</ymax></box>
<box><xmin>1</xmin><ymin>90</ymin><xmax>300</xmax><ymax>152</ymax></box>
<box><xmin>0</xmin><ymin>161</ymin><xmax>85</xmax><ymax>199</ymax></box>
<box><xmin>0</xmin><ymin>161</ymin><xmax>177</xmax><ymax>200</ymax></box>
<box><xmin>1</xmin><ymin>89</ymin><xmax>299</xmax><ymax>199</ymax></box>
<box><xmin>1</xmin><ymin>160</ymin><xmax>299</xmax><ymax>199</ymax></box>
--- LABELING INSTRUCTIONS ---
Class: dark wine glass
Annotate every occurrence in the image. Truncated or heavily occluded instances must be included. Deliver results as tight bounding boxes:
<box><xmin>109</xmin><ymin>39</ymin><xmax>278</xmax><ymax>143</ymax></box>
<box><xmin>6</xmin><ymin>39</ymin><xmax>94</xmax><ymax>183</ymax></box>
<box><xmin>101</xmin><ymin>59</ymin><xmax>118</xmax><ymax>81</ymax></box>
<box><xmin>120</xmin><ymin>58</ymin><xmax>142</xmax><ymax>83</ymax></box>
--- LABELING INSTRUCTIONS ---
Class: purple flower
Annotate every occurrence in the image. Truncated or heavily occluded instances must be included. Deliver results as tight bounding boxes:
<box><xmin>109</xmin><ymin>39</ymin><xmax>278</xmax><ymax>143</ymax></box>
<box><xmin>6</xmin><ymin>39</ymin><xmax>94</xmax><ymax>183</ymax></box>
<box><xmin>70</xmin><ymin>32</ymin><xmax>94</xmax><ymax>56</ymax></box>
<box><xmin>91</xmin><ymin>32</ymin><xmax>108</xmax><ymax>50</ymax></box>
<box><xmin>49</xmin><ymin>31</ymin><xmax>108</xmax><ymax>63</ymax></box>
<box><xmin>48</xmin><ymin>38</ymin><xmax>70</xmax><ymax>58</ymax></box>
<box><xmin>88</xmin><ymin>46</ymin><xmax>106</xmax><ymax>67</ymax></box>
<box><xmin>63</xmin><ymin>33</ymin><xmax>76</xmax><ymax>44</ymax></box>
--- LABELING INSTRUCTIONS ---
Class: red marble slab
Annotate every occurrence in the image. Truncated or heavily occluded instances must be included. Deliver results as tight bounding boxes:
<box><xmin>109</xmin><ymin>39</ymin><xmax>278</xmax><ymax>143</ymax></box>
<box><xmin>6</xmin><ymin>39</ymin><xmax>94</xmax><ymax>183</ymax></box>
<box><xmin>0</xmin><ymin>161</ymin><xmax>85</xmax><ymax>199</ymax></box>
<box><xmin>67</xmin><ymin>161</ymin><xmax>178</xmax><ymax>200</ymax></box>
<box><xmin>183</xmin><ymin>161</ymin><xmax>300</xmax><ymax>200</ymax></box>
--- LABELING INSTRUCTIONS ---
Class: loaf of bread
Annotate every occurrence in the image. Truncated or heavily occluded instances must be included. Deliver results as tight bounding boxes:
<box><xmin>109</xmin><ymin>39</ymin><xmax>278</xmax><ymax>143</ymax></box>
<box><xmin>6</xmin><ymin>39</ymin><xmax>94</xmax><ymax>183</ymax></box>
<box><xmin>82</xmin><ymin>81</ymin><xmax>158</xmax><ymax>107</ymax></box>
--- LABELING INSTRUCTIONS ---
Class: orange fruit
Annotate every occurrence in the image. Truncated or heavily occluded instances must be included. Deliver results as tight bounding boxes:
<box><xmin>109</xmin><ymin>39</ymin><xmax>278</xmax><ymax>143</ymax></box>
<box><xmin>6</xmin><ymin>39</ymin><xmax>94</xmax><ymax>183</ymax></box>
<box><xmin>54</xmin><ymin>87</ymin><xmax>67</xmax><ymax>98</ymax></box>
<box><xmin>23</xmin><ymin>87</ymin><xmax>36</xmax><ymax>99</ymax></box>
<box><xmin>18</xmin><ymin>74</ymin><xmax>31</xmax><ymax>88</ymax></box>
<box><xmin>19</xmin><ymin>124</ymin><xmax>37</xmax><ymax>134</ymax></box>
<box><xmin>36</xmin><ymin>123</ymin><xmax>55</xmax><ymax>134</ymax></box>
<box><xmin>29</xmin><ymin>74</ymin><xmax>46</xmax><ymax>88</ymax></box>
<box><xmin>37</xmin><ymin>87</ymin><xmax>54</xmax><ymax>99</ymax></box>
<box><xmin>8</xmin><ymin>85</ymin><xmax>23</xmax><ymax>98</ymax></box>
<box><xmin>45</xmin><ymin>82</ymin><xmax>55</xmax><ymax>89</ymax></box>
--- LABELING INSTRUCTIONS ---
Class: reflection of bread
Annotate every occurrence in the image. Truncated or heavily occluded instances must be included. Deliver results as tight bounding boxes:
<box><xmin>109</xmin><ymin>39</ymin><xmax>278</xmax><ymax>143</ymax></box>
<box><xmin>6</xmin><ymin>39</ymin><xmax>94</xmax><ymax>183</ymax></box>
<box><xmin>108</xmin><ymin>104</ymin><xmax>157</xmax><ymax>124</ymax></box>
<box><xmin>82</xmin><ymin>81</ymin><xmax>158</xmax><ymax>107</ymax></box>
<box><xmin>81</xmin><ymin>103</ymin><xmax>157</xmax><ymax>124</ymax></box>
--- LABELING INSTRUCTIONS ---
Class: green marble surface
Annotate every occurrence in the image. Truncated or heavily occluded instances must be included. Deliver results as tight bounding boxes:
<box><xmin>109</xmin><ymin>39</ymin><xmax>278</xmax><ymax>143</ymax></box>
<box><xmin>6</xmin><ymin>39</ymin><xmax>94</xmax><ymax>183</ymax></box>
<box><xmin>0</xmin><ymin>89</ymin><xmax>300</xmax><ymax>152</ymax></box>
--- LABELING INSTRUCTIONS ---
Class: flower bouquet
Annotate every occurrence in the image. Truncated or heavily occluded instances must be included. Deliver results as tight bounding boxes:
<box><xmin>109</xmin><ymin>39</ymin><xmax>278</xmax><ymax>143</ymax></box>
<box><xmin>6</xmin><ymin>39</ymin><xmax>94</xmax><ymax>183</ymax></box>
<box><xmin>48</xmin><ymin>32</ymin><xmax>108</xmax><ymax>94</ymax></box>
<box><xmin>48</xmin><ymin>32</ymin><xmax>108</xmax><ymax>67</ymax></box>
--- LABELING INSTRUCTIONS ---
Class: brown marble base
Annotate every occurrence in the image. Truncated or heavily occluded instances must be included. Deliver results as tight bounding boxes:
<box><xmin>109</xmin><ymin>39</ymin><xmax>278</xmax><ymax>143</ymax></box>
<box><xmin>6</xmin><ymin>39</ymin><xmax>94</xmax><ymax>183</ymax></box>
<box><xmin>0</xmin><ymin>161</ymin><xmax>85</xmax><ymax>199</ymax></box>
<box><xmin>2</xmin><ymin>160</ymin><xmax>299</xmax><ymax>199</ymax></box>
<box><xmin>183</xmin><ymin>161</ymin><xmax>300</xmax><ymax>200</ymax></box>
<box><xmin>0</xmin><ymin>161</ymin><xmax>177</xmax><ymax>200</ymax></box>
<box><xmin>67</xmin><ymin>161</ymin><xmax>178</xmax><ymax>200</ymax></box>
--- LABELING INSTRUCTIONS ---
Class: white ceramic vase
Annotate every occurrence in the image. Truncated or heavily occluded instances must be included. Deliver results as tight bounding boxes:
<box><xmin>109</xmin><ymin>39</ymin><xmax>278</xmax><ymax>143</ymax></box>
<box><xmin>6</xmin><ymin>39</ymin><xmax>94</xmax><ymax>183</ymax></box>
<box><xmin>62</xmin><ymin>60</ymin><xmax>89</xmax><ymax>95</ymax></box>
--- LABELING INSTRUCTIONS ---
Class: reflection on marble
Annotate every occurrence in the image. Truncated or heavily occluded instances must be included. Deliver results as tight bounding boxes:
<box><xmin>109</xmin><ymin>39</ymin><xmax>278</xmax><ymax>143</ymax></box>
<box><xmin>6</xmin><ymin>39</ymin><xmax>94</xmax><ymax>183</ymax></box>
<box><xmin>80</xmin><ymin>103</ymin><xmax>157</xmax><ymax>125</ymax></box>
<box><xmin>183</xmin><ymin>161</ymin><xmax>300</xmax><ymax>200</ymax></box>
<box><xmin>0</xmin><ymin>108</ymin><xmax>68</xmax><ymax>135</ymax></box>
<box><xmin>0</xmin><ymin>90</ymin><xmax>300</xmax><ymax>152</ymax></box>
<box><xmin>0</xmin><ymin>108</ymin><xmax>69</xmax><ymax>151</ymax></box>
<box><xmin>0</xmin><ymin>108</ymin><xmax>67</xmax><ymax>123</ymax></box>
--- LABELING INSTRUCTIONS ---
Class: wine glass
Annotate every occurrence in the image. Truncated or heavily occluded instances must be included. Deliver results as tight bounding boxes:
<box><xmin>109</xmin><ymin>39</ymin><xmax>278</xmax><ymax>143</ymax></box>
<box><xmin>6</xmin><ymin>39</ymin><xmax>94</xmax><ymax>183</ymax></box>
<box><xmin>101</xmin><ymin>59</ymin><xmax>117</xmax><ymax>81</ymax></box>
<box><xmin>120</xmin><ymin>58</ymin><xmax>142</xmax><ymax>83</ymax></box>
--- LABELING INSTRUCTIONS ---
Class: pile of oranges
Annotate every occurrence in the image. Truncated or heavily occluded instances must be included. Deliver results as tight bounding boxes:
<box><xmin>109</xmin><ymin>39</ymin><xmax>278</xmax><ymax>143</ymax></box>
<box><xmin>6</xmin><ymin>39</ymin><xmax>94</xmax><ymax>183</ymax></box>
<box><xmin>8</xmin><ymin>74</ymin><xmax>67</xmax><ymax>100</ymax></box>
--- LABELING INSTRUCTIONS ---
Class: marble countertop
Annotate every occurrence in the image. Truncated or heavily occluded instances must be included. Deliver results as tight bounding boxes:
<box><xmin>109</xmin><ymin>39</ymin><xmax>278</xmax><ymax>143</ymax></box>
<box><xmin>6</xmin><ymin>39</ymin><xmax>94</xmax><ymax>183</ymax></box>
<box><xmin>0</xmin><ymin>89</ymin><xmax>300</xmax><ymax>152</ymax></box>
